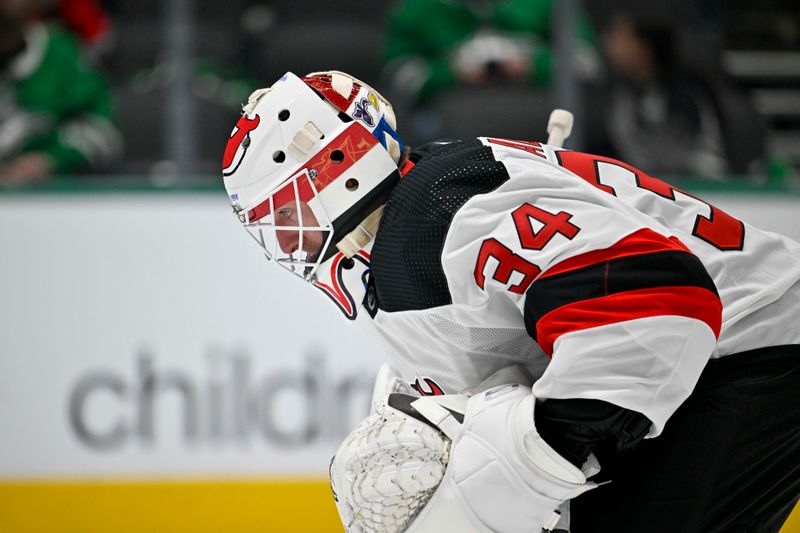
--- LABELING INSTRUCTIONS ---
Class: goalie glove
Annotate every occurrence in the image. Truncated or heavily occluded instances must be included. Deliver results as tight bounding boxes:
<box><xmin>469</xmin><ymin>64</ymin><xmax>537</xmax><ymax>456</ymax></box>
<box><xmin>330</xmin><ymin>384</ymin><xmax>599</xmax><ymax>533</ymax></box>
<box><xmin>329</xmin><ymin>393</ymin><xmax>453</xmax><ymax>532</ymax></box>
<box><xmin>369</xmin><ymin>364</ymin><xmax>413</xmax><ymax>413</ymax></box>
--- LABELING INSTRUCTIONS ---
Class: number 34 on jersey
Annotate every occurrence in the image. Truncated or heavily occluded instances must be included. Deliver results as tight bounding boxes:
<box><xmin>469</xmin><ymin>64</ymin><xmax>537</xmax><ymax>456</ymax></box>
<box><xmin>473</xmin><ymin>142</ymin><xmax>745</xmax><ymax>297</ymax></box>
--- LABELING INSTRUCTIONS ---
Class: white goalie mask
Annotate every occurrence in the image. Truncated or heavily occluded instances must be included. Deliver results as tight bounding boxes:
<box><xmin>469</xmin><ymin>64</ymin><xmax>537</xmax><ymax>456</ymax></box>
<box><xmin>222</xmin><ymin>71</ymin><xmax>403</xmax><ymax>284</ymax></box>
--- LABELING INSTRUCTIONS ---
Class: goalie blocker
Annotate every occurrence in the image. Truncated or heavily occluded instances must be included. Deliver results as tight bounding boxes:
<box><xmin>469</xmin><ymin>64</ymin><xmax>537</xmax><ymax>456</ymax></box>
<box><xmin>330</xmin><ymin>384</ymin><xmax>599</xmax><ymax>533</ymax></box>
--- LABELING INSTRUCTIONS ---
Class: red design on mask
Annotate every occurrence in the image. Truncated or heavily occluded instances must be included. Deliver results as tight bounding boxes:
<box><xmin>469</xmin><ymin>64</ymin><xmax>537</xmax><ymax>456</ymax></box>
<box><xmin>222</xmin><ymin>114</ymin><xmax>261</xmax><ymax>175</ymax></box>
<box><xmin>314</xmin><ymin>250</ymin><xmax>371</xmax><ymax>320</ymax></box>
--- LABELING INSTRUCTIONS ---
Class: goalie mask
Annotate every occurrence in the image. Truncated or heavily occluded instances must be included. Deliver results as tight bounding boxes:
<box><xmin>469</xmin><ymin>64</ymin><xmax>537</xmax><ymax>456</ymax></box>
<box><xmin>222</xmin><ymin>71</ymin><xmax>403</xmax><ymax>284</ymax></box>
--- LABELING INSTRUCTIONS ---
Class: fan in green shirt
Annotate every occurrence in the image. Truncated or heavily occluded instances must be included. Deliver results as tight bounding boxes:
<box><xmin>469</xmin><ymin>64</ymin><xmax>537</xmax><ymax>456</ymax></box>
<box><xmin>383</xmin><ymin>0</ymin><xmax>598</xmax><ymax>103</ymax></box>
<box><xmin>0</xmin><ymin>7</ymin><xmax>120</xmax><ymax>185</ymax></box>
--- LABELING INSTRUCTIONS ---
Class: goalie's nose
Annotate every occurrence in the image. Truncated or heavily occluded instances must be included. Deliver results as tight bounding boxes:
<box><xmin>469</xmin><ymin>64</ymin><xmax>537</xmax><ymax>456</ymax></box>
<box><xmin>275</xmin><ymin>228</ymin><xmax>298</xmax><ymax>254</ymax></box>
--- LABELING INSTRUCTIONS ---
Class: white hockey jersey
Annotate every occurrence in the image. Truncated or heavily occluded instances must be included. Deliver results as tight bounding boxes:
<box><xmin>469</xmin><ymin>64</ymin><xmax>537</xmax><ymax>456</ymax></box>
<box><xmin>318</xmin><ymin>138</ymin><xmax>800</xmax><ymax>435</ymax></box>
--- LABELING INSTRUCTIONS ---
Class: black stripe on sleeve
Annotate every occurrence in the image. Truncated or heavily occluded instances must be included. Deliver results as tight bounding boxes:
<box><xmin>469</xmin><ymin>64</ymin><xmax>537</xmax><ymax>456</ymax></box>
<box><xmin>524</xmin><ymin>250</ymin><xmax>718</xmax><ymax>339</ymax></box>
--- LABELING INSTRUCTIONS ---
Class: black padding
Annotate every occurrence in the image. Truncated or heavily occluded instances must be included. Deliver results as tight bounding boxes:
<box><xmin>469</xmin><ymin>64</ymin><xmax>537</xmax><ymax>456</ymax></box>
<box><xmin>372</xmin><ymin>139</ymin><xmax>510</xmax><ymax>312</ymax></box>
<box><xmin>534</xmin><ymin>398</ymin><xmax>652</xmax><ymax>470</ymax></box>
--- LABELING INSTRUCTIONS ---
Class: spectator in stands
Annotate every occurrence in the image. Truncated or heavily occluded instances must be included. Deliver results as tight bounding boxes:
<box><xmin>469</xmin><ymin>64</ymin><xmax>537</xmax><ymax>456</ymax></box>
<box><xmin>0</xmin><ymin>0</ymin><xmax>120</xmax><ymax>186</ymax></box>
<box><xmin>589</xmin><ymin>5</ymin><xmax>765</xmax><ymax>177</ymax></box>
<box><xmin>51</xmin><ymin>0</ymin><xmax>114</xmax><ymax>63</ymax></box>
<box><xmin>382</xmin><ymin>0</ymin><xmax>598</xmax><ymax>105</ymax></box>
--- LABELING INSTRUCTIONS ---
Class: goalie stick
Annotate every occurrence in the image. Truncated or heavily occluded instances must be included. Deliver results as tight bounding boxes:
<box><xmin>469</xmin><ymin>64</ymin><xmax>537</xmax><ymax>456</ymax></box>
<box><xmin>546</xmin><ymin>109</ymin><xmax>574</xmax><ymax>148</ymax></box>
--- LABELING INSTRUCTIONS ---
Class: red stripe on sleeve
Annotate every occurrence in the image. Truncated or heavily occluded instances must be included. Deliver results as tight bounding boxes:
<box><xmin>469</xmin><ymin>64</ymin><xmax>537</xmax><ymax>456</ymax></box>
<box><xmin>535</xmin><ymin>286</ymin><xmax>722</xmax><ymax>356</ymax></box>
<box><xmin>540</xmin><ymin>228</ymin><xmax>691</xmax><ymax>280</ymax></box>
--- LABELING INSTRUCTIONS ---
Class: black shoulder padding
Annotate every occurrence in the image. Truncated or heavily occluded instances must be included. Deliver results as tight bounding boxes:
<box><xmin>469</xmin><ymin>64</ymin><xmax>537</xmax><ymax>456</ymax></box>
<box><xmin>534</xmin><ymin>398</ymin><xmax>652</xmax><ymax>472</ymax></box>
<box><xmin>371</xmin><ymin>139</ymin><xmax>510</xmax><ymax>312</ymax></box>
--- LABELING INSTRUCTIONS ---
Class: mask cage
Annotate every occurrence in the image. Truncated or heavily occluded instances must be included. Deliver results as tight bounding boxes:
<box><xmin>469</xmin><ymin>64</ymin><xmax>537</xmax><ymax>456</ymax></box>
<box><xmin>237</xmin><ymin>169</ymin><xmax>335</xmax><ymax>282</ymax></box>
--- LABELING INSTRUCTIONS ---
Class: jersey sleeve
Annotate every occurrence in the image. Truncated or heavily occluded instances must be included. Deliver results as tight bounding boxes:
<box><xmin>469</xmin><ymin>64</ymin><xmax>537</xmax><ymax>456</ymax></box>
<box><xmin>442</xmin><ymin>153</ymin><xmax>721</xmax><ymax>435</ymax></box>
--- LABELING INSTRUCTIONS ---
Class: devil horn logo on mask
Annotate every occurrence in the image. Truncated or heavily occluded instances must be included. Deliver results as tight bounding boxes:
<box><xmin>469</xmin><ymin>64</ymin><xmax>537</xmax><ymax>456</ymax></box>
<box><xmin>223</xmin><ymin>114</ymin><xmax>261</xmax><ymax>176</ymax></box>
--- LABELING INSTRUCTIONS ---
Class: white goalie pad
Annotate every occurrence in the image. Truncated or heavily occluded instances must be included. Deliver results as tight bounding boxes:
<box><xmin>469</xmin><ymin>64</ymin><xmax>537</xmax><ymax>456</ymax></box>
<box><xmin>331</xmin><ymin>385</ymin><xmax>598</xmax><ymax>533</ymax></box>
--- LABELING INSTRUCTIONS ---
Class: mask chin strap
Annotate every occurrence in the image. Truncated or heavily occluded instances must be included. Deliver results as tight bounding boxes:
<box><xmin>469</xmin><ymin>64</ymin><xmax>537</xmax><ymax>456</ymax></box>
<box><xmin>336</xmin><ymin>205</ymin><xmax>385</xmax><ymax>258</ymax></box>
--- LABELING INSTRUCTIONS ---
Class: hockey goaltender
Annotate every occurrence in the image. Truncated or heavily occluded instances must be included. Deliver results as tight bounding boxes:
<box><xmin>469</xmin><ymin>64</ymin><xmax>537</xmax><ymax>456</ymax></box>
<box><xmin>221</xmin><ymin>71</ymin><xmax>800</xmax><ymax>533</ymax></box>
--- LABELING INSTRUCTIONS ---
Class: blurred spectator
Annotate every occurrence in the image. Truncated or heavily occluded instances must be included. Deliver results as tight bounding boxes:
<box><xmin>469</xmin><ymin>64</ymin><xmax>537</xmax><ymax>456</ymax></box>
<box><xmin>51</xmin><ymin>0</ymin><xmax>114</xmax><ymax>63</ymax></box>
<box><xmin>382</xmin><ymin>0</ymin><xmax>598</xmax><ymax>105</ymax></box>
<box><xmin>589</xmin><ymin>5</ymin><xmax>766</xmax><ymax>177</ymax></box>
<box><xmin>54</xmin><ymin>0</ymin><xmax>111</xmax><ymax>46</ymax></box>
<box><xmin>0</xmin><ymin>0</ymin><xmax>120</xmax><ymax>186</ymax></box>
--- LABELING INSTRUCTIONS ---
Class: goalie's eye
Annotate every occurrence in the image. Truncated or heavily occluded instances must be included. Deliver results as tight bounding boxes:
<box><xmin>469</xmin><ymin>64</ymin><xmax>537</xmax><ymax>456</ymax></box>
<box><xmin>276</xmin><ymin>207</ymin><xmax>296</xmax><ymax>222</ymax></box>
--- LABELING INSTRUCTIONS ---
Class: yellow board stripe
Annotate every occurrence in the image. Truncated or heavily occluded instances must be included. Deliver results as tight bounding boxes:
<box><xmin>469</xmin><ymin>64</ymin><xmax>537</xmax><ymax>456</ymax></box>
<box><xmin>788</xmin><ymin>506</ymin><xmax>800</xmax><ymax>533</ymax></box>
<box><xmin>0</xmin><ymin>479</ymin><xmax>342</xmax><ymax>533</ymax></box>
<box><xmin>0</xmin><ymin>479</ymin><xmax>798</xmax><ymax>533</ymax></box>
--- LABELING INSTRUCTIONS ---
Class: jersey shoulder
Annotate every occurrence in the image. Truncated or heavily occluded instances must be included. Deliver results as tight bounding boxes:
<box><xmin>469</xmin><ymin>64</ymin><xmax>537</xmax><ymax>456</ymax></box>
<box><xmin>371</xmin><ymin>139</ymin><xmax>510</xmax><ymax>312</ymax></box>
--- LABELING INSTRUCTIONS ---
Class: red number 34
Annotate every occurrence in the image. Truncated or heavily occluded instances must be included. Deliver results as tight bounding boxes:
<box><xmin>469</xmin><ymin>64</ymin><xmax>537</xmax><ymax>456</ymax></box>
<box><xmin>474</xmin><ymin>204</ymin><xmax>580</xmax><ymax>294</ymax></box>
